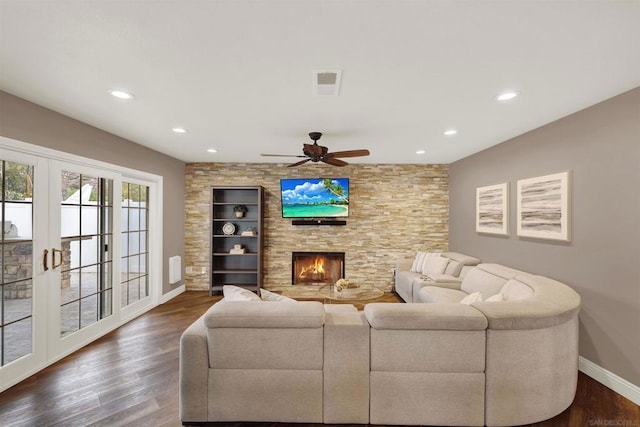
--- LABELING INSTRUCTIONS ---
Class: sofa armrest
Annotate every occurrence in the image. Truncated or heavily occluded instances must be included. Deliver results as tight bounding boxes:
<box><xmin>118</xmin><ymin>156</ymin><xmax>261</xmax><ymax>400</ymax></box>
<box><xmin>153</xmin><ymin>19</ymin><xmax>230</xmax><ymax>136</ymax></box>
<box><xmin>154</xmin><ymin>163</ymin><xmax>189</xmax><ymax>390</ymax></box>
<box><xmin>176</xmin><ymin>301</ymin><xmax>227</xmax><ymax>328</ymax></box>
<box><xmin>364</xmin><ymin>303</ymin><xmax>487</xmax><ymax>331</ymax></box>
<box><xmin>421</xmin><ymin>274</ymin><xmax>463</xmax><ymax>289</ymax></box>
<box><xmin>179</xmin><ymin>313</ymin><xmax>210</xmax><ymax>422</ymax></box>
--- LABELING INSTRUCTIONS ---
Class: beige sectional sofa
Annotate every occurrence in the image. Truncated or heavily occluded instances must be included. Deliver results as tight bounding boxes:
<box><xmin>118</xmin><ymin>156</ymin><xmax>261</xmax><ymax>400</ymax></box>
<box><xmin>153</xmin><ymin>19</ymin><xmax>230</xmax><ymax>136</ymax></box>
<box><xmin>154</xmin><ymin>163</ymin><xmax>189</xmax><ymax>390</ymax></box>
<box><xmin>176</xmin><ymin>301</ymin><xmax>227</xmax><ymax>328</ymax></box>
<box><xmin>180</xmin><ymin>263</ymin><xmax>581</xmax><ymax>426</ymax></box>
<box><xmin>395</xmin><ymin>251</ymin><xmax>481</xmax><ymax>303</ymax></box>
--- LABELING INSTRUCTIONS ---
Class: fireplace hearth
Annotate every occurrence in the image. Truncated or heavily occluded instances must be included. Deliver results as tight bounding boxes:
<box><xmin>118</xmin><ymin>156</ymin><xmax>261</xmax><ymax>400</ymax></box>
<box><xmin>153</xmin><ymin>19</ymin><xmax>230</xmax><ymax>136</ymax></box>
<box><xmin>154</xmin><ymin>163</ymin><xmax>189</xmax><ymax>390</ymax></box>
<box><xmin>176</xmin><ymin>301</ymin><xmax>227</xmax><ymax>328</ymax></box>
<box><xmin>292</xmin><ymin>252</ymin><xmax>345</xmax><ymax>285</ymax></box>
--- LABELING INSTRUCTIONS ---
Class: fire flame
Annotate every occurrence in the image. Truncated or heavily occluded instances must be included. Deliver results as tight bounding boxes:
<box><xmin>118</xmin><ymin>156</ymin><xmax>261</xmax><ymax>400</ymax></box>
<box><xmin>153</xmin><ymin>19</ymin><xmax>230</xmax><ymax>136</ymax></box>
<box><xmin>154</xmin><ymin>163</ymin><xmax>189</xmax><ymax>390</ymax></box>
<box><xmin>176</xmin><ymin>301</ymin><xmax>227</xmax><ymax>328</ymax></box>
<box><xmin>299</xmin><ymin>257</ymin><xmax>325</xmax><ymax>279</ymax></box>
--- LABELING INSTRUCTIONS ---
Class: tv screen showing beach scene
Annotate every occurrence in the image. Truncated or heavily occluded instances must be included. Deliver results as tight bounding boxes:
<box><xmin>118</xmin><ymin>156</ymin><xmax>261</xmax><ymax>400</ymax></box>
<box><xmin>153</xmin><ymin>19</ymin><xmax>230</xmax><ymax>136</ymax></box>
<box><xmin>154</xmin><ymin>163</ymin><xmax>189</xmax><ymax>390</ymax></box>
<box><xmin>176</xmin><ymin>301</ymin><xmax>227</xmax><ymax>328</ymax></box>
<box><xmin>280</xmin><ymin>178</ymin><xmax>349</xmax><ymax>218</ymax></box>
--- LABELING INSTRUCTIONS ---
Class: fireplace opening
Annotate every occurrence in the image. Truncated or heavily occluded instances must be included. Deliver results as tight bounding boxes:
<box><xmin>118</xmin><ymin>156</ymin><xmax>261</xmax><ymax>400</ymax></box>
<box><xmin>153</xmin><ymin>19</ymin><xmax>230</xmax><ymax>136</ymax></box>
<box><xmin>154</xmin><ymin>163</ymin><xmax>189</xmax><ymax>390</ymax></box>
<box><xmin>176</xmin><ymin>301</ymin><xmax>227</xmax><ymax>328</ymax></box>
<box><xmin>292</xmin><ymin>252</ymin><xmax>345</xmax><ymax>285</ymax></box>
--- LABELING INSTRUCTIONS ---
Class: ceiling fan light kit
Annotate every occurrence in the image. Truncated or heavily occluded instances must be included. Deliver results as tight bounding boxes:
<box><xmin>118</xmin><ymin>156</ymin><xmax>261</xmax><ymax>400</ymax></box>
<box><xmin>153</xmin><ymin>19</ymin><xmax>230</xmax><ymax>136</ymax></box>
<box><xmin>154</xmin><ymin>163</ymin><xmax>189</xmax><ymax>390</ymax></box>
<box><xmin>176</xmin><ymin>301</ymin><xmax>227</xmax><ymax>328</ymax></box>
<box><xmin>261</xmin><ymin>132</ymin><xmax>370</xmax><ymax>167</ymax></box>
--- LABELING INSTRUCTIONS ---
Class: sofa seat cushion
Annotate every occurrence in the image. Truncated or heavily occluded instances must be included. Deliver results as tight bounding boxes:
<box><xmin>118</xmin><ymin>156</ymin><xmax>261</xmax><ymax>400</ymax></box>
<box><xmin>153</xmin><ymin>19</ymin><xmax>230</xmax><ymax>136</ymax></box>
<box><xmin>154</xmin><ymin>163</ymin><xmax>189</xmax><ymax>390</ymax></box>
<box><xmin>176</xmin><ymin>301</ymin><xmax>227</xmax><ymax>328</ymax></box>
<box><xmin>416</xmin><ymin>286</ymin><xmax>468</xmax><ymax>304</ymax></box>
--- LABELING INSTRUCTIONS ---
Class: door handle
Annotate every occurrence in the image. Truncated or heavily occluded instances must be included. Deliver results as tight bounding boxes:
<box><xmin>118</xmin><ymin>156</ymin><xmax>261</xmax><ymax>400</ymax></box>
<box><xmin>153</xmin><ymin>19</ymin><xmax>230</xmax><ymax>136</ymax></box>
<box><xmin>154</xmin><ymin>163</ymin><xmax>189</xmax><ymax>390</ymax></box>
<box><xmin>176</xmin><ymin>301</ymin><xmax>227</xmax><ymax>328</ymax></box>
<box><xmin>43</xmin><ymin>249</ymin><xmax>49</xmax><ymax>271</ymax></box>
<box><xmin>52</xmin><ymin>248</ymin><xmax>63</xmax><ymax>270</ymax></box>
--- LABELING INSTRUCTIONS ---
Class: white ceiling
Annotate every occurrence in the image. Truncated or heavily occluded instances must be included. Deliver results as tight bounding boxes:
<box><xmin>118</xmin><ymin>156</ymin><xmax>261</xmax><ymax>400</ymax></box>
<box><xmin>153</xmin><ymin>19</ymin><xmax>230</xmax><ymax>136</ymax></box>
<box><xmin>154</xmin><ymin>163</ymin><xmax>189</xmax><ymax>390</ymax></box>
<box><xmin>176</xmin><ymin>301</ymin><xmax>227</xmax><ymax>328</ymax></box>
<box><xmin>1</xmin><ymin>0</ymin><xmax>639</xmax><ymax>165</ymax></box>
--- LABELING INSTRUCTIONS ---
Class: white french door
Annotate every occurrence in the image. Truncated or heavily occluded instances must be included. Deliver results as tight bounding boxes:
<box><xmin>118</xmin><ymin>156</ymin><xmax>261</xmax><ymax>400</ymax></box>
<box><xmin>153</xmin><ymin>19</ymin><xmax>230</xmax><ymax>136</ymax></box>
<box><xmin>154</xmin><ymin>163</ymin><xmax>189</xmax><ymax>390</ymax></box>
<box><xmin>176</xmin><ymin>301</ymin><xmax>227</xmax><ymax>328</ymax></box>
<box><xmin>0</xmin><ymin>138</ymin><xmax>162</xmax><ymax>392</ymax></box>
<box><xmin>46</xmin><ymin>161</ymin><xmax>121</xmax><ymax>357</ymax></box>
<box><xmin>0</xmin><ymin>149</ymin><xmax>47</xmax><ymax>390</ymax></box>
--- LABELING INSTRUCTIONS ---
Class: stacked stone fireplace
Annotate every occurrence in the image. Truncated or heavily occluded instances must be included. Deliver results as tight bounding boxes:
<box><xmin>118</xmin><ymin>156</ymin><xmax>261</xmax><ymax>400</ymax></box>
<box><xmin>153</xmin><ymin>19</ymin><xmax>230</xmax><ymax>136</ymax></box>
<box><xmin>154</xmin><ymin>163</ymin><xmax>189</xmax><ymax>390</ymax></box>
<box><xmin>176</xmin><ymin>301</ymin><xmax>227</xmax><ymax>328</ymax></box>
<box><xmin>292</xmin><ymin>252</ymin><xmax>345</xmax><ymax>286</ymax></box>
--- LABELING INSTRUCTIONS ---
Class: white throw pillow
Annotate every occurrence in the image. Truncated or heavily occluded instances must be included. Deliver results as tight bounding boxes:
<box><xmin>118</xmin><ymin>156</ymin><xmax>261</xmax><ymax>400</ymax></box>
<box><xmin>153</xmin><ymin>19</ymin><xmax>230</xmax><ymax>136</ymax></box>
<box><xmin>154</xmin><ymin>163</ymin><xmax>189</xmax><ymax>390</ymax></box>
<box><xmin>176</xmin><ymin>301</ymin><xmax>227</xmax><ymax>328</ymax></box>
<box><xmin>222</xmin><ymin>285</ymin><xmax>261</xmax><ymax>301</ymax></box>
<box><xmin>411</xmin><ymin>251</ymin><xmax>428</xmax><ymax>273</ymax></box>
<box><xmin>460</xmin><ymin>291</ymin><xmax>484</xmax><ymax>305</ymax></box>
<box><xmin>444</xmin><ymin>260</ymin><xmax>463</xmax><ymax>277</ymax></box>
<box><xmin>260</xmin><ymin>289</ymin><xmax>296</xmax><ymax>302</ymax></box>
<box><xmin>422</xmin><ymin>255</ymin><xmax>449</xmax><ymax>276</ymax></box>
<box><xmin>486</xmin><ymin>293</ymin><xmax>505</xmax><ymax>302</ymax></box>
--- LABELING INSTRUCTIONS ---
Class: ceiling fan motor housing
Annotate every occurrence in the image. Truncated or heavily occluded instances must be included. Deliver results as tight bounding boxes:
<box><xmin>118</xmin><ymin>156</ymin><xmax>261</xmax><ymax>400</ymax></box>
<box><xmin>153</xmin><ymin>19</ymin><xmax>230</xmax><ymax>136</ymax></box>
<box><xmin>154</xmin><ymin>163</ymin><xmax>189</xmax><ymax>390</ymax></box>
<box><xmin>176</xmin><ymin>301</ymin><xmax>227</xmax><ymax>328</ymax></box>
<box><xmin>309</xmin><ymin>132</ymin><xmax>322</xmax><ymax>141</ymax></box>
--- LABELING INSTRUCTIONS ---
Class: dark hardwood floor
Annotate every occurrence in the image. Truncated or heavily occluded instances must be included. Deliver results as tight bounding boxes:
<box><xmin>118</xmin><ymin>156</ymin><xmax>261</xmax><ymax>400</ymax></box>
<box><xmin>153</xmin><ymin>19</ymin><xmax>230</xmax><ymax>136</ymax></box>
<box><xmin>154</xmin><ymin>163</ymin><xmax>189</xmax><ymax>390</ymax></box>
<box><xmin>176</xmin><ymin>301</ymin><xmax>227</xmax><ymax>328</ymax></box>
<box><xmin>0</xmin><ymin>291</ymin><xmax>638</xmax><ymax>426</ymax></box>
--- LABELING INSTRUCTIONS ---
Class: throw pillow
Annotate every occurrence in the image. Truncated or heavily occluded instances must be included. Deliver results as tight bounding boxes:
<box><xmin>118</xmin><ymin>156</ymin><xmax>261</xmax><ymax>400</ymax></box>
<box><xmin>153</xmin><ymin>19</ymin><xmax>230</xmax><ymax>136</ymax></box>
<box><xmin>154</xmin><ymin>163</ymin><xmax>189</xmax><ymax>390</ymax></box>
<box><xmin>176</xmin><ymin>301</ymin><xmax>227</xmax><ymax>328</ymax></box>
<box><xmin>411</xmin><ymin>251</ymin><xmax>428</xmax><ymax>273</ymax></box>
<box><xmin>460</xmin><ymin>291</ymin><xmax>483</xmax><ymax>305</ymax></box>
<box><xmin>486</xmin><ymin>293</ymin><xmax>505</xmax><ymax>302</ymax></box>
<box><xmin>222</xmin><ymin>285</ymin><xmax>261</xmax><ymax>301</ymax></box>
<box><xmin>444</xmin><ymin>259</ymin><xmax>463</xmax><ymax>277</ymax></box>
<box><xmin>422</xmin><ymin>255</ymin><xmax>449</xmax><ymax>276</ymax></box>
<box><xmin>260</xmin><ymin>289</ymin><xmax>296</xmax><ymax>302</ymax></box>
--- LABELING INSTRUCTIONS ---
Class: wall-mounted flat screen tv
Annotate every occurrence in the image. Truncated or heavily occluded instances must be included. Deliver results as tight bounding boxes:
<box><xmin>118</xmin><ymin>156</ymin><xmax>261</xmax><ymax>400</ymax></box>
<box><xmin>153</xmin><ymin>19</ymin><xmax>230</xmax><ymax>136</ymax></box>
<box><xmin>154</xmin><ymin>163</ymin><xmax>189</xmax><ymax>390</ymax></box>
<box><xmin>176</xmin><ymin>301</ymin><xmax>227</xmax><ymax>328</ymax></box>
<box><xmin>280</xmin><ymin>178</ymin><xmax>350</xmax><ymax>218</ymax></box>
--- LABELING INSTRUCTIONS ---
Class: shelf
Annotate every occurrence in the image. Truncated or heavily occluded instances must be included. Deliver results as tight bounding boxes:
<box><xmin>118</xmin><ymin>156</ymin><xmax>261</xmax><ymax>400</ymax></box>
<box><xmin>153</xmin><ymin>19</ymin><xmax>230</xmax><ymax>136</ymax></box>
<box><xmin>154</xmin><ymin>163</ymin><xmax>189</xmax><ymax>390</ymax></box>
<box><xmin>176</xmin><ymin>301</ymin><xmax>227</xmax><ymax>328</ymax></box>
<box><xmin>213</xmin><ymin>218</ymin><xmax>258</xmax><ymax>222</ymax></box>
<box><xmin>212</xmin><ymin>202</ymin><xmax>259</xmax><ymax>205</ymax></box>
<box><xmin>213</xmin><ymin>234</ymin><xmax>258</xmax><ymax>238</ymax></box>
<box><xmin>213</xmin><ymin>253</ymin><xmax>257</xmax><ymax>256</ymax></box>
<box><xmin>213</xmin><ymin>269</ymin><xmax>258</xmax><ymax>274</ymax></box>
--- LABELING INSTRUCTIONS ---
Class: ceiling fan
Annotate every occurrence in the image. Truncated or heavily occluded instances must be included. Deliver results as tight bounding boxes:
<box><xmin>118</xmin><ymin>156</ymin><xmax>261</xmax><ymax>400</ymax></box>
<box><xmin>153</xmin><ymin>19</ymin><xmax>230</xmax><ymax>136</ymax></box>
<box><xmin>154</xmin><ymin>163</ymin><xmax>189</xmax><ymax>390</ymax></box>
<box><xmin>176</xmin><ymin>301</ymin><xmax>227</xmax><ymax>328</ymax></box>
<box><xmin>261</xmin><ymin>132</ymin><xmax>370</xmax><ymax>167</ymax></box>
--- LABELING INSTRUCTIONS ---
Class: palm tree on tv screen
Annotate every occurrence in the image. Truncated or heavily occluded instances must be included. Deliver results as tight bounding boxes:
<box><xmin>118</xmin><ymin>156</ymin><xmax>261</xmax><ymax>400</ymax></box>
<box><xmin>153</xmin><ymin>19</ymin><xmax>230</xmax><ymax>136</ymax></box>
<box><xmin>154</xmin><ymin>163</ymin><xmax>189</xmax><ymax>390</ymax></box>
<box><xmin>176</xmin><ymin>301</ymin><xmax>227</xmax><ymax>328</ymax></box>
<box><xmin>321</xmin><ymin>179</ymin><xmax>348</xmax><ymax>204</ymax></box>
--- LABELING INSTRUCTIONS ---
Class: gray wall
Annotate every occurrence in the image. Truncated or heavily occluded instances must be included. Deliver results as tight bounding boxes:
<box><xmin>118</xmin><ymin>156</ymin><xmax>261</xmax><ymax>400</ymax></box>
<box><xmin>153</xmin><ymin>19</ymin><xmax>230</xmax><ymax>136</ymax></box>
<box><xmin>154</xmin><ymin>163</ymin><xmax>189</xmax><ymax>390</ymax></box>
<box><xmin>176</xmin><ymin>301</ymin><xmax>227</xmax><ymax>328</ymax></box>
<box><xmin>0</xmin><ymin>90</ymin><xmax>186</xmax><ymax>295</ymax></box>
<box><xmin>449</xmin><ymin>87</ymin><xmax>640</xmax><ymax>386</ymax></box>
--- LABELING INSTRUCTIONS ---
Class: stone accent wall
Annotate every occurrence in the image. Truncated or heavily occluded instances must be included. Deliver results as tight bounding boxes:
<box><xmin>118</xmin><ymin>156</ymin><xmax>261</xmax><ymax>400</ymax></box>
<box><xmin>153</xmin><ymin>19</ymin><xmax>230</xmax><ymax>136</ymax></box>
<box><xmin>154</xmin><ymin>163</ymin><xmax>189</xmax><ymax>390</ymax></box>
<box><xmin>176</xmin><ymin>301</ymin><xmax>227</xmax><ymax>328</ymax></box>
<box><xmin>185</xmin><ymin>163</ymin><xmax>448</xmax><ymax>292</ymax></box>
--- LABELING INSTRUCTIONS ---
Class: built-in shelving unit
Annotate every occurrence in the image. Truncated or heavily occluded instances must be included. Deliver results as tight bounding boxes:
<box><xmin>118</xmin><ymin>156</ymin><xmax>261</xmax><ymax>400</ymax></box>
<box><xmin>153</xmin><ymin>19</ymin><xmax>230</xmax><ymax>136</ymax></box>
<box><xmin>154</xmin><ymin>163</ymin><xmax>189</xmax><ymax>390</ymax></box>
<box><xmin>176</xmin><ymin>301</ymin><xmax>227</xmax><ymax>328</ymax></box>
<box><xmin>210</xmin><ymin>186</ymin><xmax>264</xmax><ymax>295</ymax></box>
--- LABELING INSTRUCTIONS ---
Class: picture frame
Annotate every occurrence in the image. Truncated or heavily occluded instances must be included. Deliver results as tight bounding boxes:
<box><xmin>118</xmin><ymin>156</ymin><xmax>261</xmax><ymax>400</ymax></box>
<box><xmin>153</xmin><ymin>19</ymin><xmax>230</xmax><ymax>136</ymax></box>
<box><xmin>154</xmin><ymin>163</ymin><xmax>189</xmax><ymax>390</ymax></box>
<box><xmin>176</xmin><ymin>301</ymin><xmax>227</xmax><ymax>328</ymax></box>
<box><xmin>517</xmin><ymin>171</ymin><xmax>571</xmax><ymax>241</ymax></box>
<box><xmin>476</xmin><ymin>182</ymin><xmax>509</xmax><ymax>235</ymax></box>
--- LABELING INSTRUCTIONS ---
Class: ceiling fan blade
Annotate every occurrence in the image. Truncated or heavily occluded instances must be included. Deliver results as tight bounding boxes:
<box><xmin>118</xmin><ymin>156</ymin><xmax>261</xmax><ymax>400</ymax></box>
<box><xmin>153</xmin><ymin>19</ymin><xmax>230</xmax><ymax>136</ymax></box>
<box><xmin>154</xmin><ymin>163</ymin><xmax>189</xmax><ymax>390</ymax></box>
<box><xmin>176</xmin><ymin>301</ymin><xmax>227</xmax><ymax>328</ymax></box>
<box><xmin>328</xmin><ymin>149</ymin><xmax>370</xmax><ymax>158</ymax></box>
<box><xmin>321</xmin><ymin>157</ymin><xmax>349</xmax><ymax>167</ymax></box>
<box><xmin>287</xmin><ymin>158</ymin><xmax>312</xmax><ymax>167</ymax></box>
<box><xmin>261</xmin><ymin>153</ymin><xmax>307</xmax><ymax>158</ymax></box>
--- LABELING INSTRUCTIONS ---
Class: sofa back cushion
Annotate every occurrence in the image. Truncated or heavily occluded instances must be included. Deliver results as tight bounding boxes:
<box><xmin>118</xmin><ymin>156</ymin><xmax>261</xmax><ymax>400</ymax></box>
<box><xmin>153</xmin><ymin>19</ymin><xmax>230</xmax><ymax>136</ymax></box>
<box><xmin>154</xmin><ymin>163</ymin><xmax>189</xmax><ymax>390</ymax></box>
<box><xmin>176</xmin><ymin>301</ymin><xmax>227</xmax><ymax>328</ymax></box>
<box><xmin>443</xmin><ymin>252</ymin><xmax>481</xmax><ymax>266</ymax></box>
<box><xmin>205</xmin><ymin>301</ymin><xmax>325</xmax><ymax>370</ymax></box>
<box><xmin>205</xmin><ymin>300</ymin><xmax>325</xmax><ymax>329</ymax></box>
<box><xmin>472</xmin><ymin>273</ymin><xmax>581</xmax><ymax>330</ymax></box>
<box><xmin>461</xmin><ymin>263</ymin><xmax>522</xmax><ymax>297</ymax></box>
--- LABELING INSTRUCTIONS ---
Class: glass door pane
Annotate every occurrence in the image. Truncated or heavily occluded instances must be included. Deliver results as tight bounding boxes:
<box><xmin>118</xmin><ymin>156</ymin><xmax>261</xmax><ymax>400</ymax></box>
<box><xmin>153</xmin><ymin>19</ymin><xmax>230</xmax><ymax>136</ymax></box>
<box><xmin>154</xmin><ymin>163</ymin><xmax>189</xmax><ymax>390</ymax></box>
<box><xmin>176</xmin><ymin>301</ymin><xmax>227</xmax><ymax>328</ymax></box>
<box><xmin>59</xmin><ymin>171</ymin><xmax>113</xmax><ymax>337</ymax></box>
<box><xmin>121</xmin><ymin>182</ymin><xmax>150</xmax><ymax>307</ymax></box>
<box><xmin>0</xmin><ymin>160</ymin><xmax>34</xmax><ymax>365</ymax></box>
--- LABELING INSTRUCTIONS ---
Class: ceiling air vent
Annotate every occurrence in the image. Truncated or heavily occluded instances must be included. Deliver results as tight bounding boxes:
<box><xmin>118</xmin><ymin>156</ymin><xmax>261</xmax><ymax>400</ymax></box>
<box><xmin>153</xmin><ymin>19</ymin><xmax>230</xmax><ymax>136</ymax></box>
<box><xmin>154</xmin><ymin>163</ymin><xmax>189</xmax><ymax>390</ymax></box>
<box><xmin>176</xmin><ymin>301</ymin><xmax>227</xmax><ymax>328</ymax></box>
<box><xmin>313</xmin><ymin>70</ymin><xmax>342</xmax><ymax>96</ymax></box>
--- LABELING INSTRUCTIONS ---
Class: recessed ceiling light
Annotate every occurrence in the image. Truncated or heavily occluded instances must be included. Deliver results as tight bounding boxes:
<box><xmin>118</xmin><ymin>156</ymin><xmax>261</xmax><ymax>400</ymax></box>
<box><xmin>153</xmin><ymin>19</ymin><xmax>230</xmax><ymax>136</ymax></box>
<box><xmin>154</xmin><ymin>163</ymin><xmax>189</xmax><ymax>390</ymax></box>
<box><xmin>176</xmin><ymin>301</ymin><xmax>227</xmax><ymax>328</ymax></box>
<box><xmin>207</xmin><ymin>148</ymin><xmax>218</xmax><ymax>153</ymax></box>
<box><xmin>496</xmin><ymin>90</ymin><xmax>519</xmax><ymax>101</ymax></box>
<box><xmin>444</xmin><ymin>129</ymin><xmax>458</xmax><ymax>136</ymax></box>
<box><xmin>109</xmin><ymin>90</ymin><xmax>134</xmax><ymax>100</ymax></box>
<box><xmin>416</xmin><ymin>150</ymin><xmax>426</xmax><ymax>154</ymax></box>
<box><xmin>172</xmin><ymin>127</ymin><xmax>187</xmax><ymax>134</ymax></box>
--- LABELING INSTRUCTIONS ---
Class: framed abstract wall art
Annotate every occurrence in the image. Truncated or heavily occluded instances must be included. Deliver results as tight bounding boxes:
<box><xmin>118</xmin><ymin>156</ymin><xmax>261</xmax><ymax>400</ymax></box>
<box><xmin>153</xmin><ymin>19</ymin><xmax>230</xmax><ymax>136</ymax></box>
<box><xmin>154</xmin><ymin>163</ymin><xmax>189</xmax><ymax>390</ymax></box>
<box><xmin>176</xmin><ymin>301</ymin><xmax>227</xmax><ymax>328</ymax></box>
<box><xmin>517</xmin><ymin>171</ymin><xmax>571</xmax><ymax>241</ymax></box>
<box><xmin>476</xmin><ymin>182</ymin><xmax>509</xmax><ymax>235</ymax></box>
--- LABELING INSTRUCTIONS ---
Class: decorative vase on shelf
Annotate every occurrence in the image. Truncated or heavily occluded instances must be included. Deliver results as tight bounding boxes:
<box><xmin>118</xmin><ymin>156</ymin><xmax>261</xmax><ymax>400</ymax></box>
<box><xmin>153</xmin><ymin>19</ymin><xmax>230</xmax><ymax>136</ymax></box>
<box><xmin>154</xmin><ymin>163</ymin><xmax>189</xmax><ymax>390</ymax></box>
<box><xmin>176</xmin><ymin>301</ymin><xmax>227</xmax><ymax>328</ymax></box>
<box><xmin>233</xmin><ymin>205</ymin><xmax>248</xmax><ymax>218</ymax></box>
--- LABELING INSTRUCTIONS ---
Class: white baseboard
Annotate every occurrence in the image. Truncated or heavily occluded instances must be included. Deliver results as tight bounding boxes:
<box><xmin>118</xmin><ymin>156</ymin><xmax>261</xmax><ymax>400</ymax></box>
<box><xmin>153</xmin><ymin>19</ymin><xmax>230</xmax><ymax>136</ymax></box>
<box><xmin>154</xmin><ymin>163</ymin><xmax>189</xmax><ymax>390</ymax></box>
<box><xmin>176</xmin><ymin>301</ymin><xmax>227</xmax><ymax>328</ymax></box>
<box><xmin>579</xmin><ymin>356</ymin><xmax>640</xmax><ymax>405</ymax></box>
<box><xmin>160</xmin><ymin>284</ymin><xmax>185</xmax><ymax>303</ymax></box>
